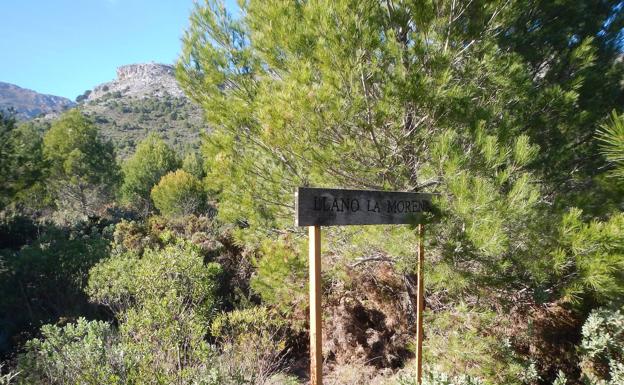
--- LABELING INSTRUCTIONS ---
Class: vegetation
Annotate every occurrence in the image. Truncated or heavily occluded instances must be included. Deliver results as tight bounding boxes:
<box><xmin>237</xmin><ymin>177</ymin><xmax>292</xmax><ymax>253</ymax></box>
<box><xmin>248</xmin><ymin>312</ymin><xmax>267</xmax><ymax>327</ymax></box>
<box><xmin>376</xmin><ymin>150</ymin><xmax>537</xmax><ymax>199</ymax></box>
<box><xmin>182</xmin><ymin>151</ymin><xmax>205</xmax><ymax>179</ymax></box>
<box><xmin>79</xmin><ymin>94</ymin><xmax>204</xmax><ymax>158</ymax></box>
<box><xmin>579</xmin><ymin>305</ymin><xmax>624</xmax><ymax>384</ymax></box>
<box><xmin>0</xmin><ymin>113</ymin><xmax>45</xmax><ymax>209</ymax></box>
<box><xmin>1</xmin><ymin>0</ymin><xmax>624</xmax><ymax>384</ymax></box>
<box><xmin>151</xmin><ymin>169</ymin><xmax>206</xmax><ymax>217</ymax></box>
<box><xmin>598</xmin><ymin>112</ymin><xmax>624</xmax><ymax>179</ymax></box>
<box><xmin>43</xmin><ymin>110</ymin><xmax>120</xmax><ymax>216</ymax></box>
<box><xmin>120</xmin><ymin>134</ymin><xmax>180</xmax><ymax>214</ymax></box>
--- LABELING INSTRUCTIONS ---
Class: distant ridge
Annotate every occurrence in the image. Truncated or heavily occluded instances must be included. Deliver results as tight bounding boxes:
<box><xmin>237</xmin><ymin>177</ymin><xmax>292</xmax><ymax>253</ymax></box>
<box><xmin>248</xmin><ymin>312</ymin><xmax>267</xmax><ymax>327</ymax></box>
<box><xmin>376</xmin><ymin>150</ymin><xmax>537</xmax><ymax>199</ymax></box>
<box><xmin>4</xmin><ymin>63</ymin><xmax>205</xmax><ymax>158</ymax></box>
<box><xmin>0</xmin><ymin>82</ymin><xmax>75</xmax><ymax>120</ymax></box>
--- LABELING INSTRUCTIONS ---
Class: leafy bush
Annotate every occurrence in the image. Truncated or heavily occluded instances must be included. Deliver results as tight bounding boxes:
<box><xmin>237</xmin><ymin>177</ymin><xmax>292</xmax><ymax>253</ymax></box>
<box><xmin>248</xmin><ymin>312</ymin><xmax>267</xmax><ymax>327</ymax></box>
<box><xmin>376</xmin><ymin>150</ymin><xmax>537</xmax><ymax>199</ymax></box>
<box><xmin>89</xmin><ymin>239</ymin><xmax>222</xmax><ymax>320</ymax></box>
<box><xmin>0</xmin><ymin>221</ymin><xmax>110</xmax><ymax>358</ymax></box>
<box><xmin>88</xmin><ymin>239</ymin><xmax>223</xmax><ymax>383</ymax></box>
<box><xmin>75</xmin><ymin>89</ymin><xmax>91</xmax><ymax>103</ymax></box>
<box><xmin>598</xmin><ymin>111</ymin><xmax>624</xmax><ymax>179</ymax></box>
<box><xmin>397</xmin><ymin>369</ymin><xmax>484</xmax><ymax>385</ymax></box>
<box><xmin>250</xmin><ymin>238</ymin><xmax>307</xmax><ymax>323</ymax></box>
<box><xmin>211</xmin><ymin>307</ymin><xmax>290</xmax><ymax>385</ymax></box>
<box><xmin>182</xmin><ymin>151</ymin><xmax>205</xmax><ymax>179</ymax></box>
<box><xmin>17</xmin><ymin>318</ymin><xmax>123</xmax><ymax>385</ymax></box>
<box><xmin>151</xmin><ymin>170</ymin><xmax>206</xmax><ymax>217</ymax></box>
<box><xmin>580</xmin><ymin>306</ymin><xmax>624</xmax><ymax>384</ymax></box>
<box><xmin>422</xmin><ymin>304</ymin><xmax>528</xmax><ymax>385</ymax></box>
<box><xmin>552</xmin><ymin>210</ymin><xmax>624</xmax><ymax>304</ymax></box>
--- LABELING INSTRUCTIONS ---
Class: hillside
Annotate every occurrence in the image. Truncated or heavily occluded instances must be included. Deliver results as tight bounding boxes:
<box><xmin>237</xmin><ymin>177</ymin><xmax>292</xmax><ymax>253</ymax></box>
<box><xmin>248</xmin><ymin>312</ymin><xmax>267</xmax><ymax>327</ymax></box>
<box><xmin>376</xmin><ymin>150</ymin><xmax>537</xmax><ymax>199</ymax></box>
<box><xmin>0</xmin><ymin>82</ymin><xmax>74</xmax><ymax>120</ymax></box>
<box><xmin>76</xmin><ymin>63</ymin><xmax>205</xmax><ymax>158</ymax></box>
<box><xmin>2</xmin><ymin>2</ymin><xmax>624</xmax><ymax>385</ymax></box>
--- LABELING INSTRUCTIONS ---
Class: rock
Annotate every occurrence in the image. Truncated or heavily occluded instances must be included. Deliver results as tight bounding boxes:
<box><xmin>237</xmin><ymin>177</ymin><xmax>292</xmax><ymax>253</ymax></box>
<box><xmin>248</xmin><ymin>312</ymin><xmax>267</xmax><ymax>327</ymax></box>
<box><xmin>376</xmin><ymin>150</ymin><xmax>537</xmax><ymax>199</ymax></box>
<box><xmin>87</xmin><ymin>63</ymin><xmax>185</xmax><ymax>101</ymax></box>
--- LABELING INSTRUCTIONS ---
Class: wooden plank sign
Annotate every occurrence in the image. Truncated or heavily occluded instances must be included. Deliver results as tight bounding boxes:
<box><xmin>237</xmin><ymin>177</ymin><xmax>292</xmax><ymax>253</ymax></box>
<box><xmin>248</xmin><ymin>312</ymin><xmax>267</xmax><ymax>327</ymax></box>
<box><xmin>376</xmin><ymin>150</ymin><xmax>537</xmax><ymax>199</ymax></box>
<box><xmin>295</xmin><ymin>187</ymin><xmax>433</xmax><ymax>227</ymax></box>
<box><xmin>297</xmin><ymin>186</ymin><xmax>433</xmax><ymax>385</ymax></box>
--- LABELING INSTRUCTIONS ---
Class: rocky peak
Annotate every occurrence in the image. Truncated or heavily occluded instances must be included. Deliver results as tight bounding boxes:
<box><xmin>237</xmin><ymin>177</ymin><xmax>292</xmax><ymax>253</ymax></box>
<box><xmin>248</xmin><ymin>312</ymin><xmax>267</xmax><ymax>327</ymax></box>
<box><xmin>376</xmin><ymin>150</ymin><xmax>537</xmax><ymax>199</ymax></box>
<box><xmin>116</xmin><ymin>63</ymin><xmax>176</xmax><ymax>82</ymax></box>
<box><xmin>86</xmin><ymin>62</ymin><xmax>185</xmax><ymax>101</ymax></box>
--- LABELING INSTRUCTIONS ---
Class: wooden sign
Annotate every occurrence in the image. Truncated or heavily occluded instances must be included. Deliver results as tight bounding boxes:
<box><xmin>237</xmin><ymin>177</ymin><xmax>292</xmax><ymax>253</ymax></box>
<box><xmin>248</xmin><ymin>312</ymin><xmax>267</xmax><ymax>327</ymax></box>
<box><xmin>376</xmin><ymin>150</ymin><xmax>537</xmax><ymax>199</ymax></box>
<box><xmin>295</xmin><ymin>187</ymin><xmax>433</xmax><ymax>226</ymax></box>
<box><xmin>298</xmin><ymin>186</ymin><xmax>432</xmax><ymax>385</ymax></box>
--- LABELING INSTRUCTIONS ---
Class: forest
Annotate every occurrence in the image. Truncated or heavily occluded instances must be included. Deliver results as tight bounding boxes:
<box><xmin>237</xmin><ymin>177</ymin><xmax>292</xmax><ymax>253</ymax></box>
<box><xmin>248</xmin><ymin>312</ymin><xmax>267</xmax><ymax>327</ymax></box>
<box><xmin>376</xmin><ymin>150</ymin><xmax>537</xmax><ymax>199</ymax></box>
<box><xmin>1</xmin><ymin>1</ymin><xmax>624</xmax><ymax>384</ymax></box>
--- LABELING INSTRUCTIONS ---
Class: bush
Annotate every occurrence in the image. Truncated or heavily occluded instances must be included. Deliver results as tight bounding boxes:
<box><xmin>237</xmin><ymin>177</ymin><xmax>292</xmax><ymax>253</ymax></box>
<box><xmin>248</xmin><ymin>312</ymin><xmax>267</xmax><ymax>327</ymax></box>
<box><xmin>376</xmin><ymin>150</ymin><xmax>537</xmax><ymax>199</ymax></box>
<box><xmin>422</xmin><ymin>304</ymin><xmax>529</xmax><ymax>384</ymax></box>
<box><xmin>397</xmin><ymin>369</ymin><xmax>484</xmax><ymax>385</ymax></box>
<box><xmin>182</xmin><ymin>152</ymin><xmax>205</xmax><ymax>179</ymax></box>
<box><xmin>250</xmin><ymin>238</ymin><xmax>307</xmax><ymax>323</ymax></box>
<box><xmin>0</xmin><ymin>364</ymin><xmax>18</xmax><ymax>385</ymax></box>
<box><xmin>87</xmin><ymin>239</ymin><xmax>223</xmax><ymax>383</ymax></box>
<box><xmin>0</xmin><ymin>222</ymin><xmax>110</xmax><ymax>358</ymax></box>
<box><xmin>16</xmin><ymin>318</ymin><xmax>123</xmax><ymax>385</ymax></box>
<box><xmin>580</xmin><ymin>306</ymin><xmax>624</xmax><ymax>384</ymax></box>
<box><xmin>211</xmin><ymin>307</ymin><xmax>290</xmax><ymax>385</ymax></box>
<box><xmin>89</xmin><ymin>240</ymin><xmax>222</xmax><ymax>320</ymax></box>
<box><xmin>151</xmin><ymin>170</ymin><xmax>206</xmax><ymax>218</ymax></box>
<box><xmin>552</xmin><ymin>210</ymin><xmax>624</xmax><ymax>304</ymax></box>
<box><xmin>75</xmin><ymin>90</ymin><xmax>91</xmax><ymax>103</ymax></box>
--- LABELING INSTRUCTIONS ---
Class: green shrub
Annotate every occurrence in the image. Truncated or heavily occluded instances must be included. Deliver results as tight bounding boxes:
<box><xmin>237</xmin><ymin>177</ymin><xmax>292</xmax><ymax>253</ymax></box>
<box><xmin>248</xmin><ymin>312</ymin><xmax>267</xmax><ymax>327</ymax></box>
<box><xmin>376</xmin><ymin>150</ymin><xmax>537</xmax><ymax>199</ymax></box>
<box><xmin>17</xmin><ymin>318</ymin><xmax>123</xmax><ymax>385</ymax></box>
<box><xmin>580</xmin><ymin>306</ymin><xmax>624</xmax><ymax>384</ymax></box>
<box><xmin>151</xmin><ymin>170</ymin><xmax>206</xmax><ymax>217</ymax></box>
<box><xmin>598</xmin><ymin>111</ymin><xmax>624</xmax><ymax>179</ymax></box>
<box><xmin>211</xmin><ymin>307</ymin><xmax>290</xmax><ymax>385</ymax></box>
<box><xmin>0</xmin><ymin>223</ymin><xmax>110</xmax><ymax>358</ymax></box>
<box><xmin>182</xmin><ymin>152</ymin><xmax>205</xmax><ymax>179</ymax></box>
<box><xmin>89</xmin><ymin>240</ymin><xmax>222</xmax><ymax>320</ymax></box>
<box><xmin>250</xmin><ymin>238</ymin><xmax>307</xmax><ymax>324</ymax></box>
<box><xmin>88</xmin><ymin>239</ymin><xmax>223</xmax><ymax>383</ymax></box>
<box><xmin>422</xmin><ymin>304</ymin><xmax>529</xmax><ymax>385</ymax></box>
<box><xmin>552</xmin><ymin>210</ymin><xmax>624</xmax><ymax>304</ymax></box>
<box><xmin>397</xmin><ymin>370</ymin><xmax>484</xmax><ymax>385</ymax></box>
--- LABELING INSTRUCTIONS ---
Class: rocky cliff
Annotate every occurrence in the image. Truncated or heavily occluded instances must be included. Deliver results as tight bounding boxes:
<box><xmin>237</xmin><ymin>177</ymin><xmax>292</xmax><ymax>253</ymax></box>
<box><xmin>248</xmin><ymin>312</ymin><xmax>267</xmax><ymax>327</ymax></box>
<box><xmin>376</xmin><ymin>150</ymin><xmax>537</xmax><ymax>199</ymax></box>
<box><xmin>86</xmin><ymin>63</ymin><xmax>185</xmax><ymax>101</ymax></box>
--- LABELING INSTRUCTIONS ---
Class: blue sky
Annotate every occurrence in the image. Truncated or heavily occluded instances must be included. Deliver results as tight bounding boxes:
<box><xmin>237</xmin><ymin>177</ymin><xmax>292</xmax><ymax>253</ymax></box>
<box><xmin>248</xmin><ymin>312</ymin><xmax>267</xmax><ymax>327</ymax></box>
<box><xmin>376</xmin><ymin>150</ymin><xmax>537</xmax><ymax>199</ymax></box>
<box><xmin>1</xmin><ymin>0</ymin><xmax>237</xmax><ymax>100</ymax></box>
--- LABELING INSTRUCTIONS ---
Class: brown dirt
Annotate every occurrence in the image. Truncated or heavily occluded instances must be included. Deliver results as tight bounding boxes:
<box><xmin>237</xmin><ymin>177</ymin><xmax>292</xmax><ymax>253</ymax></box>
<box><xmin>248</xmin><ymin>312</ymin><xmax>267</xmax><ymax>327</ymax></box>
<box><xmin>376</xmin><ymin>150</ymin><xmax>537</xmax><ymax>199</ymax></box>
<box><xmin>510</xmin><ymin>302</ymin><xmax>584</xmax><ymax>384</ymax></box>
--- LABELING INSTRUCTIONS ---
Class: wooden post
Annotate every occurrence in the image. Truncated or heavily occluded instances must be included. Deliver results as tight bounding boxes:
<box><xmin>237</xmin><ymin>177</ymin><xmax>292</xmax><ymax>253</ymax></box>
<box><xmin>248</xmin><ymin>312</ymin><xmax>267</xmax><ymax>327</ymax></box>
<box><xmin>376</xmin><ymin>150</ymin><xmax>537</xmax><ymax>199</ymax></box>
<box><xmin>309</xmin><ymin>225</ymin><xmax>323</xmax><ymax>385</ymax></box>
<box><xmin>416</xmin><ymin>223</ymin><xmax>425</xmax><ymax>384</ymax></box>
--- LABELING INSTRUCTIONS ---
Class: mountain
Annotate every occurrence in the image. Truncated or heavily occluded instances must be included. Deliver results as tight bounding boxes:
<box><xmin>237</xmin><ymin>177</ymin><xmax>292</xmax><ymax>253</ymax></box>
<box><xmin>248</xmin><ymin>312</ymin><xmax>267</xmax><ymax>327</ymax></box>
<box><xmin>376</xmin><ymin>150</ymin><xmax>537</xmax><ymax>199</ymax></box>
<box><xmin>74</xmin><ymin>63</ymin><xmax>205</xmax><ymax>158</ymax></box>
<box><xmin>85</xmin><ymin>63</ymin><xmax>186</xmax><ymax>101</ymax></box>
<box><xmin>0</xmin><ymin>82</ymin><xmax>75</xmax><ymax>120</ymax></box>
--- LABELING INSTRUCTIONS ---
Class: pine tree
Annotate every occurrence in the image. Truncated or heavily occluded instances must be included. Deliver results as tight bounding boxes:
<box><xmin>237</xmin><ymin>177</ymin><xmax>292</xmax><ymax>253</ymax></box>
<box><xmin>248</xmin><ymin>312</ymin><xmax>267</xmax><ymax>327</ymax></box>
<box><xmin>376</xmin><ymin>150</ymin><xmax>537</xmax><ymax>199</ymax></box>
<box><xmin>43</xmin><ymin>110</ymin><xmax>120</xmax><ymax>215</ymax></box>
<box><xmin>120</xmin><ymin>134</ymin><xmax>180</xmax><ymax>214</ymax></box>
<box><xmin>182</xmin><ymin>151</ymin><xmax>205</xmax><ymax>179</ymax></box>
<box><xmin>176</xmin><ymin>0</ymin><xmax>624</xmax><ymax>307</ymax></box>
<box><xmin>598</xmin><ymin>111</ymin><xmax>624</xmax><ymax>179</ymax></box>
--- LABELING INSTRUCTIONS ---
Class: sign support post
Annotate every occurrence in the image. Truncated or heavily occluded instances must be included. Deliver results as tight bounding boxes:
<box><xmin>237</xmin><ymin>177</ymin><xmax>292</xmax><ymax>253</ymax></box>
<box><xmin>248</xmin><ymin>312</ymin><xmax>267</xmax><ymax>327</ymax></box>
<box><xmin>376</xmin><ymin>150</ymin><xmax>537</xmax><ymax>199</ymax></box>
<box><xmin>296</xmin><ymin>187</ymin><xmax>433</xmax><ymax>385</ymax></box>
<box><xmin>416</xmin><ymin>223</ymin><xmax>424</xmax><ymax>384</ymax></box>
<box><xmin>309</xmin><ymin>225</ymin><xmax>323</xmax><ymax>385</ymax></box>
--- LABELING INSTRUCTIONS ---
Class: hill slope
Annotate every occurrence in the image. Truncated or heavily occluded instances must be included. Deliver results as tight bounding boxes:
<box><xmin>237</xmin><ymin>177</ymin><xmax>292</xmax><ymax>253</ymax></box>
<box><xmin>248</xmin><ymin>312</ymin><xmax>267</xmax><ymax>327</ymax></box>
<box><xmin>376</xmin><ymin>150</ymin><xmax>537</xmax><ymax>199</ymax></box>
<box><xmin>0</xmin><ymin>82</ymin><xmax>75</xmax><ymax>120</ymax></box>
<box><xmin>77</xmin><ymin>63</ymin><xmax>206</xmax><ymax>158</ymax></box>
